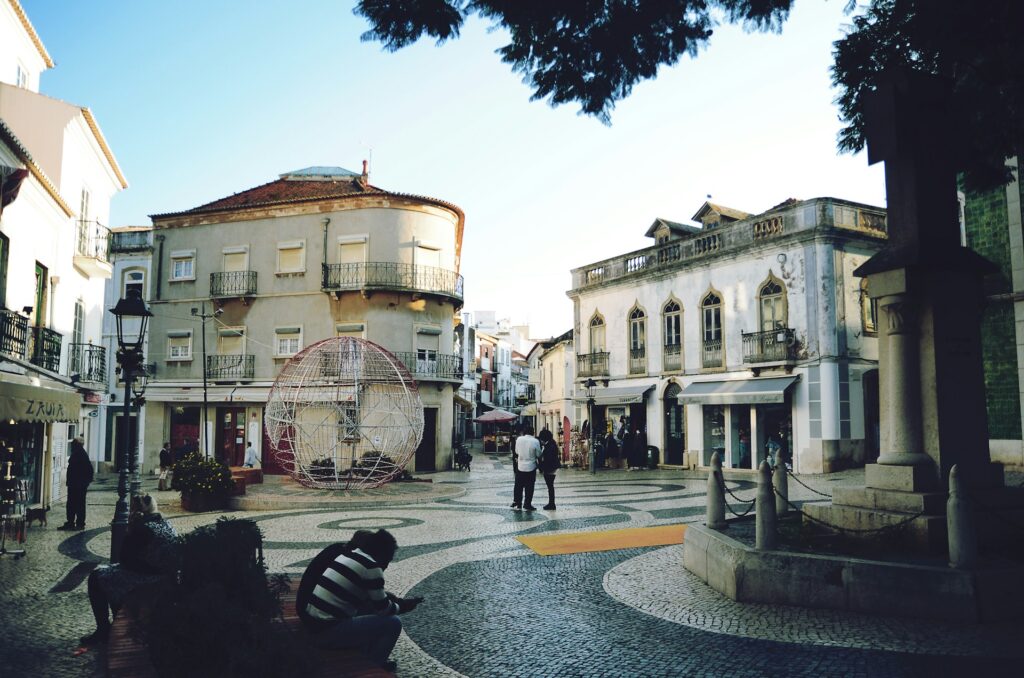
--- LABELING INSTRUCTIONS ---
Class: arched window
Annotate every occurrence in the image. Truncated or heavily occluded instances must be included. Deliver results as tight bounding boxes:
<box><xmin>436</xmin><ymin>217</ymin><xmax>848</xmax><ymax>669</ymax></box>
<box><xmin>589</xmin><ymin>314</ymin><xmax>605</xmax><ymax>352</ymax></box>
<box><xmin>860</xmin><ymin>278</ymin><xmax>877</xmax><ymax>335</ymax></box>
<box><xmin>663</xmin><ymin>300</ymin><xmax>682</xmax><ymax>371</ymax></box>
<box><xmin>702</xmin><ymin>291</ymin><xmax>723</xmax><ymax>368</ymax></box>
<box><xmin>758</xmin><ymin>277</ymin><xmax>786</xmax><ymax>332</ymax></box>
<box><xmin>628</xmin><ymin>306</ymin><xmax>646</xmax><ymax>374</ymax></box>
<box><xmin>123</xmin><ymin>269</ymin><xmax>146</xmax><ymax>300</ymax></box>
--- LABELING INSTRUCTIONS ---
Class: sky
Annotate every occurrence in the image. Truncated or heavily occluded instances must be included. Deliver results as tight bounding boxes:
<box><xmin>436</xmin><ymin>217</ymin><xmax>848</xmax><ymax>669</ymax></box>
<box><xmin>24</xmin><ymin>0</ymin><xmax>886</xmax><ymax>340</ymax></box>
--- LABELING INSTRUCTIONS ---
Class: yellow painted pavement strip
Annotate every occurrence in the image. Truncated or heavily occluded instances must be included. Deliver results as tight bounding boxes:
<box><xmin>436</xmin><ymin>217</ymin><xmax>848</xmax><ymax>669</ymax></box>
<box><xmin>517</xmin><ymin>524</ymin><xmax>686</xmax><ymax>556</ymax></box>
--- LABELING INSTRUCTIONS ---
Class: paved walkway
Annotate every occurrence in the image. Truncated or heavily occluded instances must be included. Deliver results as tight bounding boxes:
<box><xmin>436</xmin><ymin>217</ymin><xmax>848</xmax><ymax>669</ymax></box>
<box><xmin>0</xmin><ymin>454</ymin><xmax>1021</xmax><ymax>677</ymax></box>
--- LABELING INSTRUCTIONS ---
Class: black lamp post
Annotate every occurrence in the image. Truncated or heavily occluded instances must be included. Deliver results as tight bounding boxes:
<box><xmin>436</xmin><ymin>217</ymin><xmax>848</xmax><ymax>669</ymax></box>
<box><xmin>584</xmin><ymin>378</ymin><xmax>597</xmax><ymax>474</ymax></box>
<box><xmin>109</xmin><ymin>288</ymin><xmax>152</xmax><ymax>562</ymax></box>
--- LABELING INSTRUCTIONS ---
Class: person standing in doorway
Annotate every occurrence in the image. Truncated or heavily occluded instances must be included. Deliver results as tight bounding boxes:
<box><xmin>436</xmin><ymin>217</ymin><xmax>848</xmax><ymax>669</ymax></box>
<box><xmin>60</xmin><ymin>436</ymin><xmax>93</xmax><ymax>531</ymax></box>
<box><xmin>243</xmin><ymin>441</ymin><xmax>258</xmax><ymax>468</ymax></box>
<box><xmin>511</xmin><ymin>424</ymin><xmax>542</xmax><ymax>511</ymax></box>
<box><xmin>538</xmin><ymin>429</ymin><xmax>561</xmax><ymax>510</ymax></box>
<box><xmin>158</xmin><ymin>442</ymin><xmax>172</xmax><ymax>491</ymax></box>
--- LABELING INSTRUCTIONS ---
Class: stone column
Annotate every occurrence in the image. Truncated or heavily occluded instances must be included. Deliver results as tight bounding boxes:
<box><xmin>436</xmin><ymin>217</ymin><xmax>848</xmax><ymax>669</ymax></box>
<box><xmin>877</xmin><ymin>294</ymin><xmax>930</xmax><ymax>466</ymax></box>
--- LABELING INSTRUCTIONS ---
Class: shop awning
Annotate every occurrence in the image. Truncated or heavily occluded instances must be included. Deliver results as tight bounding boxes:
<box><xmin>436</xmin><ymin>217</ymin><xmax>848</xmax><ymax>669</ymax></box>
<box><xmin>453</xmin><ymin>392</ymin><xmax>474</xmax><ymax>410</ymax></box>
<box><xmin>0</xmin><ymin>374</ymin><xmax>80</xmax><ymax>422</ymax></box>
<box><xmin>575</xmin><ymin>384</ymin><xmax>655</xmax><ymax>406</ymax></box>
<box><xmin>677</xmin><ymin>376</ymin><xmax>798</xmax><ymax>406</ymax></box>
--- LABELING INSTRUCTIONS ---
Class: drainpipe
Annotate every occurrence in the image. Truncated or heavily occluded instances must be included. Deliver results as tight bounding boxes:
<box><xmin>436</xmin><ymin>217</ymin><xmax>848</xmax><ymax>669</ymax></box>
<box><xmin>321</xmin><ymin>218</ymin><xmax>330</xmax><ymax>288</ymax></box>
<box><xmin>155</xmin><ymin>234</ymin><xmax>165</xmax><ymax>301</ymax></box>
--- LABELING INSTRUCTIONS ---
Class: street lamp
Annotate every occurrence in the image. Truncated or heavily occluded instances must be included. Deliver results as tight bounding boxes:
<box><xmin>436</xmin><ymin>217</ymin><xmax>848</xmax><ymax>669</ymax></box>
<box><xmin>109</xmin><ymin>288</ymin><xmax>152</xmax><ymax>562</ymax></box>
<box><xmin>584</xmin><ymin>378</ymin><xmax>597</xmax><ymax>474</ymax></box>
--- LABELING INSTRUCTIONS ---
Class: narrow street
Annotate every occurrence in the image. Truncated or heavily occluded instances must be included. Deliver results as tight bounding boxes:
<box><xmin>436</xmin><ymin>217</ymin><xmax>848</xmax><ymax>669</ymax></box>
<box><xmin>1</xmin><ymin>452</ymin><xmax>1021</xmax><ymax>676</ymax></box>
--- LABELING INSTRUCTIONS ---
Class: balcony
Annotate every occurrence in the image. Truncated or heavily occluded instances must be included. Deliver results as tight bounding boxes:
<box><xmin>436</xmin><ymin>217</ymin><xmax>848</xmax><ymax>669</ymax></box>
<box><xmin>629</xmin><ymin>347</ymin><xmax>646</xmax><ymax>375</ymax></box>
<box><xmin>576</xmin><ymin>352</ymin><xmax>609</xmax><ymax>379</ymax></box>
<box><xmin>321</xmin><ymin>262</ymin><xmax>464</xmax><ymax>306</ymax></box>
<box><xmin>109</xmin><ymin>229</ymin><xmax>152</xmax><ymax>253</ymax></box>
<box><xmin>206</xmin><ymin>354</ymin><xmax>254</xmax><ymax>381</ymax></box>
<box><xmin>67</xmin><ymin>343</ymin><xmax>107</xmax><ymax>384</ymax></box>
<box><xmin>702</xmin><ymin>338</ymin><xmax>723</xmax><ymax>369</ymax></box>
<box><xmin>663</xmin><ymin>343</ymin><xmax>682</xmax><ymax>372</ymax></box>
<box><xmin>30</xmin><ymin>326</ymin><xmax>62</xmax><ymax>372</ymax></box>
<box><xmin>210</xmin><ymin>271</ymin><xmax>257</xmax><ymax>300</ymax></box>
<box><xmin>74</xmin><ymin>219</ymin><xmax>112</xmax><ymax>278</ymax></box>
<box><xmin>393</xmin><ymin>352</ymin><xmax>463</xmax><ymax>382</ymax></box>
<box><xmin>0</xmin><ymin>310</ymin><xmax>28</xmax><ymax>360</ymax></box>
<box><xmin>742</xmin><ymin>328</ymin><xmax>798</xmax><ymax>365</ymax></box>
<box><xmin>570</xmin><ymin>198</ymin><xmax>887</xmax><ymax>293</ymax></box>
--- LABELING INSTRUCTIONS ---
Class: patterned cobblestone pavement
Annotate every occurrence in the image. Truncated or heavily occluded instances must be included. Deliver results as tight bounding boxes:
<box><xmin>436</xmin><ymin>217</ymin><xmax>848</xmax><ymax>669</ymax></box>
<box><xmin>0</xmin><ymin>455</ymin><xmax>1021</xmax><ymax>677</ymax></box>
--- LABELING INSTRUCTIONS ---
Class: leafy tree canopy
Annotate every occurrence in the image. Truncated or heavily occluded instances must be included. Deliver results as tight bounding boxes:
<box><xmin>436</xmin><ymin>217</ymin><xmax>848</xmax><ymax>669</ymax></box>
<box><xmin>356</xmin><ymin>0</ymin><xmax>1022</xmax><ymax>190</ymax></box>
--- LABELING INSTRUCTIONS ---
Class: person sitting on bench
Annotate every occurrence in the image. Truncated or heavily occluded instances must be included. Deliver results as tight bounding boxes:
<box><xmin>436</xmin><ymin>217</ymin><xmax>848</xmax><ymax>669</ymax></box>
<box><xmin>295</xmin><ymin>529</ymin><xmax>423</xmax><ymax>672</ymax></box>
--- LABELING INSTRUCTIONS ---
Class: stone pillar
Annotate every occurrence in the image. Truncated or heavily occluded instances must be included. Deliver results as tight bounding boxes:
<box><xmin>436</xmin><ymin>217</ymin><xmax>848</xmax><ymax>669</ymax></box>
<box><xmin>773</xmin><ymin>462</ymin><xmax>788</xmax><ymax>517</ymax></box>
<box><xmin>877</xmin><ymin>294</ymin><xmax>930</xmax><ymax>466</ymax></box>
<box><xmin>947</xmin><ymin>464</ymin><xmax>977</xmax><ymax>569</ymax></box>
<box><xmin>706</xmin><ymin>452</ymin><xmax>726</xmax><ymax>529</ymax></box>
<box><xmin>756</xmin><ymin>461</ymin><xmax>777</xmax><ymax>550</ymax></box>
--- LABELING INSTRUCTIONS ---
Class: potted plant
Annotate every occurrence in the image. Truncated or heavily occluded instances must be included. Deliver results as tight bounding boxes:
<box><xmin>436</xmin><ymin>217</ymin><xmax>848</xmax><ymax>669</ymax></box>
<box><xmin>171</xmin><ymin>453</ymin><xmax>234</xmax><ymax>512</ymax></box>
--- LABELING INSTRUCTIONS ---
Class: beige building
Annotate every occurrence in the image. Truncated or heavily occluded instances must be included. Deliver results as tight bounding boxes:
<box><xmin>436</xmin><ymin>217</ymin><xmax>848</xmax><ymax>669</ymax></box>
<box><xmin>143</xmin><ymin>166</ymin><xmax>465</xmax><ymax>474</ymax></box>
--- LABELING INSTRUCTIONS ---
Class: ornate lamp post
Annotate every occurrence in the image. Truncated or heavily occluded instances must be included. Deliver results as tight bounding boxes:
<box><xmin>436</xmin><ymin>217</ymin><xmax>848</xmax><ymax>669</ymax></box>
<box><xmin>109</xmin><ymin>288</ymin><xmax>152</xmax><ymax>562</ymax></box>
<box><xmin>584</xmin><ymin>378</ymin><xmax>597</xmax><ymax>474</ymax></box>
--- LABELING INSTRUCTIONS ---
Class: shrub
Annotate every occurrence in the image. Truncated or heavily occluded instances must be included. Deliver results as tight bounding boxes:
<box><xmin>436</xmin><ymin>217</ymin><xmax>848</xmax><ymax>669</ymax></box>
<box><xmin>171</xmin><ymin>453</ymin><xmax>234</xmax><ymax>500</ymax></box>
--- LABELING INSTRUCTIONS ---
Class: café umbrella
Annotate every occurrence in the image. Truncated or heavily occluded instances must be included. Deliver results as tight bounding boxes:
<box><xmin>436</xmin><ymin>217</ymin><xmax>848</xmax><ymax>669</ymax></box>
<box><xmin>473</xmin><ymin>408</ymin><xmax>517</xmax><ymax>423</ymax></box>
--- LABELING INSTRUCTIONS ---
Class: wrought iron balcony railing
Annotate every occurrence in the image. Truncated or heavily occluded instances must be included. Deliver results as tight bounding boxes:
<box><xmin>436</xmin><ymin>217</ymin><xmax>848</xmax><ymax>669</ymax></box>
<box><xmin>75</xmin><ymin>219</ymin><xmax>111</xmax><ymax>263</ymax></box>
<box><xmin>210</xmin><ymin>271</ymin><xmax>257</xmax><ymax>298</ymax></box>
<box><xmin>702</xmin><ymin>338</ymin><xmax>723</xmax><ymax>369</ymax></box>
<box><xmin>576</xmin><ymin>351</ymin><xmax>610</xmax><ymax>379</ymax></box>
<box><xmin>393</xmin><ymin>352</ymin><xmax>463</xmax><ymax>381</ymax></box>
<box><xmin>30</xmin><ymin>326</ymin><xmax>62</xmax><ymax>372</ymax></box>
<box><xmin>629</xmin><ymin>347</ymin><xmax>646</xmax><ymax>374</ymax></box>
<box><xmin>109</xmin><ymin>229</ymin><xmax>152</xmax><ymax>252</ymax></box>
<box><xmin>322</xmin><ymin>262</ymin><xmax>464</xmax><ymax>304</ymax></box>
<box><xmin>0</xmin><ymin>310</ymin><xmax>28</xmax><ymax>360</ymax></box>
<box><xmin>663</xmin><ymin>343</ymin><xmax>682</xmax><ymax>372</ymax></box>
<box><xmin>67</xmin><ymin>343</ymin><xmax>107</xmax><ymax>383</ymax></box>
<box><xmin>742</xmin><ymin>328</ymin><xmax>798</xmax><ymax>364</ymax></box>
<box><xmin>206</xmin><ymin>354</ymin><xmax>254</xmax><ymax>380</ymax></box>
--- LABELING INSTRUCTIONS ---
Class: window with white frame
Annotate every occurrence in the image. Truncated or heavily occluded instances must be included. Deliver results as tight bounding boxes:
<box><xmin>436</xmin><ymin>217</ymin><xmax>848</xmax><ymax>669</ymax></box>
<box><xmin>663</xmin><ymin>300</ymin><xmax>681</xmax><ymax>347</ymax></box>
<box><xmin>589</xmin><ymin>314</ymin><xmax>605</xmax><ymax>352</ymax></box>
<box><xmin>416</xmin><ymin>327</ymin><xmax>441</xmax><ymax>373</ymax></box>
<box><xmin>860</xmin><ymin>278</ymin><xmax>878</xmax><ymax>335</ymax></box>
<box><xmin>217</xmin><ymin>327</ymin><xmax>246</xmax><ymax>355</ymax></box>
<box><xmin>16</xmin><ymin>63</ymin><xmax>29</xmax><ymax>88</ymax></box>
<box><xmin>759</xmin><ymin>278</ymin><xmax>786</xmax><ymax>332</ymax></box>
<box><xmin>167</xmin><ymin>331</ymin><xmax>192</xmax><ymax>360</ymax></box>
<box><xmin>123</xmin><ymin>269</ymin><xmax>145</xmax><ymax>300</ymax></box>
<box><xmin>170</xmin><ymin>250</ymin><xmax>196</xmax><ymax>281</ymax></box>
<box><xmin>277</xmin><ymin>240</ymin><xmax>305</xmax><ymax>273</ymax></box>
<box><xmin>275</xmin><ymin>326</ymin><xmax>302</xmax><ymax>357</ymax></box>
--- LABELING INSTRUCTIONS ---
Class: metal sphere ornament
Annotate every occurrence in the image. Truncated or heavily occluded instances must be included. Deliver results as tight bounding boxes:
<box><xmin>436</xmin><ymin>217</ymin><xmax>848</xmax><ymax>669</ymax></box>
<box><xmin>264</xmin><ymin>337</ymin><xmax>424</xmax><ymax>489</ymax></box>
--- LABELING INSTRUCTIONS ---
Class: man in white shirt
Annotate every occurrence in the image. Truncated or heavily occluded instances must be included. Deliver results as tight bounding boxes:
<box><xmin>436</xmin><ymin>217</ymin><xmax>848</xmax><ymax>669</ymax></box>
<box><xmin>243</xmin><ymin>442</ymin><xmax>258</xmax><ymax>468</ymax></box>
<box><xmin>512</xmin><ymin>424</ymin><xmax>542</xmax><ymax>511</ymax></box>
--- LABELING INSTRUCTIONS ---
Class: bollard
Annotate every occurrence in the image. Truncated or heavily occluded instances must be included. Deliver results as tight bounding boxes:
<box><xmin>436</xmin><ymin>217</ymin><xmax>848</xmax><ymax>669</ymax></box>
<box><xmin>773</xmin><ymin>462</ymin><xmax>788</xmax><ymax>517</ymax></box>
<box><xmin>756</xmin><ymin>460</ymin><xmax>777</xmax><ymax>550</ymax></box>
<box><xmin>947</xmin><ymin>464</ymin><xmax>977</xmax><ymax>569</ymax></box>
<box><xmin>706</xmin><ymin>452</ymin><xmax>727</xmax><ymax>529</ymax></box>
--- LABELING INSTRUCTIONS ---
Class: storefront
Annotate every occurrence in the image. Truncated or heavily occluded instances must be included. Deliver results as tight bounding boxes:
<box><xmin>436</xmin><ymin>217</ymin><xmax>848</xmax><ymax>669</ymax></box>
<box><xmin>679</xmin><ymin>376</ymin><xmax>797</xmax><ymax>470</ymax></box>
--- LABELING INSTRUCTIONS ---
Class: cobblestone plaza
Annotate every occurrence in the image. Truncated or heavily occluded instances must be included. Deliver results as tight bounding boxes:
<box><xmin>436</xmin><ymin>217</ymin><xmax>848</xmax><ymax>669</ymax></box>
<box><xmin>1</xmin><ymin>453</ymin><xmax>1021</xmax><ymax>677</ymax></box>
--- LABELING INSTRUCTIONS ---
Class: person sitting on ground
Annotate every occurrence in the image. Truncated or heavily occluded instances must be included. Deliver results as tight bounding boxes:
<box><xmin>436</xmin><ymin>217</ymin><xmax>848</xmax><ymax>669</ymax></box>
<box><xmin>295</xmin><ymin>529</ymin><xmax>422</xmax><ymax>672</ymax></box>
<box><xmin>80</xmin><ymin>494</ymin><xmax>179</xmax><ymax>646</ymax></box>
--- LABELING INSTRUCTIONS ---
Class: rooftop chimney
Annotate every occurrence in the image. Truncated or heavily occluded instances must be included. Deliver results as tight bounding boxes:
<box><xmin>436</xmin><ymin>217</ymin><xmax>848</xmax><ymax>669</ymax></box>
<box><xmin>359</xmin><ymin>159</ymin><xmax>369</xmax><ymax>188</ymax></box>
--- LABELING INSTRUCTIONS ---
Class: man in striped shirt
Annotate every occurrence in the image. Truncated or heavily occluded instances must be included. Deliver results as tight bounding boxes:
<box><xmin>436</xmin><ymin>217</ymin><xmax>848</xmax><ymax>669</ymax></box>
<box><xmin>296</xmin><ymin>529</ymin><xmax>423</xmax><ymax>669</ymax></box>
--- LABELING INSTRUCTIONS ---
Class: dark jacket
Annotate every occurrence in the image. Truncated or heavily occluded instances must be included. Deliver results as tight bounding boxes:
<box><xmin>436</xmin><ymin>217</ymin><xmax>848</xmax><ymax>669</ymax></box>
<box><xmin>539</xmin><ymin>439</ymin><xmax>561</xmax><ymax>475</ymax></box>
<box><xmin>159</xmin><ymin>447</ymin><xmax>172</xmax><ymax>467</ymax></box>
<box><xmin>66</xmin><ymin>441</ymin><xmax>94</xmax><ymax>488</ymax></box>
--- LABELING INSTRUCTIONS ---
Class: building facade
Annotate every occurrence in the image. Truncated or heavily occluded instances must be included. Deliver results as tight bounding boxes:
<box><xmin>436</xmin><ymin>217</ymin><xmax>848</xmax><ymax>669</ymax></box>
<box><xmin>0</xmin><ymin>0</ymin><xmax>127</xmax><ymax>505</ymax></box>
<box><xmin>143</xmin><ymin>166</ymin><xmax>465</xmax><ymax>474</ymax></box>
<box><xmin>568</xmin><ymin>198</ymin><xmax>886</xmax><ymax>474</ymax></box>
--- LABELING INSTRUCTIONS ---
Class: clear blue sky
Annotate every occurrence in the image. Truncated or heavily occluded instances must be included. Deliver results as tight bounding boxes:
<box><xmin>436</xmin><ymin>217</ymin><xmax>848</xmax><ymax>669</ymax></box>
<box><xmin>25</xmin><ymin>0</ymin><xmax>885</xmax><ymax>340</ymax></box>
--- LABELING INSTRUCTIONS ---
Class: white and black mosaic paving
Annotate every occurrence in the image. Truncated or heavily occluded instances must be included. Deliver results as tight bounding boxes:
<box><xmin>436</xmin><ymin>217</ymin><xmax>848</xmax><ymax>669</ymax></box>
<box><xmin>2</xmin><ymin>460</ymin><xmax>1021</xmax><ymax>677</ymax></box>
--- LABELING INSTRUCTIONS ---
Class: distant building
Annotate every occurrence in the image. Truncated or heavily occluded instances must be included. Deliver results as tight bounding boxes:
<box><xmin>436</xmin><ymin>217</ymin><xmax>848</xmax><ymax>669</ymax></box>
<box><xmin>568</xmin><ymin>198</ymin><xmax>887</xmax><ymax>473</ymax></box>
<box><xmin>143</xmin><ymin>166</ymin><xmax>465</xmax><ymax>474</ymax></box>
<box><xmin>0</xmin><ymin>0</ymin><xmax>127</xmax><ymax>504</ymax></box>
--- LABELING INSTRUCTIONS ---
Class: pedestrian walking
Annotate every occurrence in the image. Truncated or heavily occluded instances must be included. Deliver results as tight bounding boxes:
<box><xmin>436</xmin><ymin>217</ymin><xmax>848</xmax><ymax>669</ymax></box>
<box><xmin>621</xmin><ymin>428</ymin><xmax>635</xmax><ymax>471</ymax></box>
<box><xmin>511</xmin><ymin>424</ymin><xmax>542</xmax><ymax>511</ymax></box>
<box><xmin>59</xmin><ymin>436</ymin><xmax>93</xmax><ymax>531</ymax></box>
<box><xmin>158</xmin><ymin>442</ymin><xmax>172</xmax><ymax>490</ymax></box>
<box><xmin>243</xmin><ymin>442</ymin><xmax>258</xmax><ymax>468</ymax></box>
<box><xmin>630</xmin><ymin>427</ymin><xmax>648</xmax><ymax>470</ymax></box>
<box><xmin>604</xmin><ymin>430</ymin><xmax>620</xmax><ymax>469</ymax></box>
<box><xmin>538</xmin><ymin>429</ymin><xmax>561</xmax><ymax>510</ymax></box>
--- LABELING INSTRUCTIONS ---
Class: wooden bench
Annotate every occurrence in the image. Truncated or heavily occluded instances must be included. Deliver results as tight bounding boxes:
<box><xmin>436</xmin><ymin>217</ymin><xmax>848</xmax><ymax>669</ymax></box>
<box><xmin>107</xmin><ymin>579</ymin><xmax>394</xmax><ymax>677</ymax></box>
<box><xmin>229</xmin><ymin>466</ymin><xmax>264</xmax><ymax>484</ymax></box>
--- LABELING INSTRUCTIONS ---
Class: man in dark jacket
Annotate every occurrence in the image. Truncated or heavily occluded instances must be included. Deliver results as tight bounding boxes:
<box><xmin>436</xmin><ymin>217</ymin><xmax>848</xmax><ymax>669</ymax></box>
<box><xmin>60</xmin><ymin>436</ymin><xmax>93</xmax><ymax>531</ymax></box>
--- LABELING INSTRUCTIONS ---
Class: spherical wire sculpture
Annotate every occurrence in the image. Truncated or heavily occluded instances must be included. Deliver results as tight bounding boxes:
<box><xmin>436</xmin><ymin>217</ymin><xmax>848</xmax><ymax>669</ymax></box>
<box><xmin>264</xmin><ymin>337</ymin><xmax>424</xmax><ymax>489</ymax></box>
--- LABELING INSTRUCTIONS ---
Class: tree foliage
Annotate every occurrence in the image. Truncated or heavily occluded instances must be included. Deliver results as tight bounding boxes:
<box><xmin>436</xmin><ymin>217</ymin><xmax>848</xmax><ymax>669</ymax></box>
<box><xmin>356</xmin><ymin>0</ymin><xmax>1023</xmax><ymax>190</ymax></box>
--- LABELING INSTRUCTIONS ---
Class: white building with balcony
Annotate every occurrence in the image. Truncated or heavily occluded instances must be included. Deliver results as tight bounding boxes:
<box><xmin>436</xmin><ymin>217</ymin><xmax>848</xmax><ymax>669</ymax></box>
<box><xmin>143</xmin><ymin>166</ymin><xmax>465</xmax><ymax>474</ymax></box>
<box><xmin>568</xmin><ymin>198</ymin><xmax>886</xmax><ymax>474</ymax></box>
<box><xmin>0</xmin><ymin>0</ymin><xmax>127</xmax><ymax>505</ymax></box>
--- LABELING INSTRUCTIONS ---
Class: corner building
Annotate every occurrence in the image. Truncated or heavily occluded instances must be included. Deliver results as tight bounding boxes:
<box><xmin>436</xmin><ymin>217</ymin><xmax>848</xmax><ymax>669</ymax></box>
<box><xmin>144</xmin><ymin>166</ymin><xmax>465</xmax><ymax>475</ymax></box>
<box><xmin>568</xmin><ymin>198</ymin><xmax>886</xmax><ymax>474</ymax></box>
